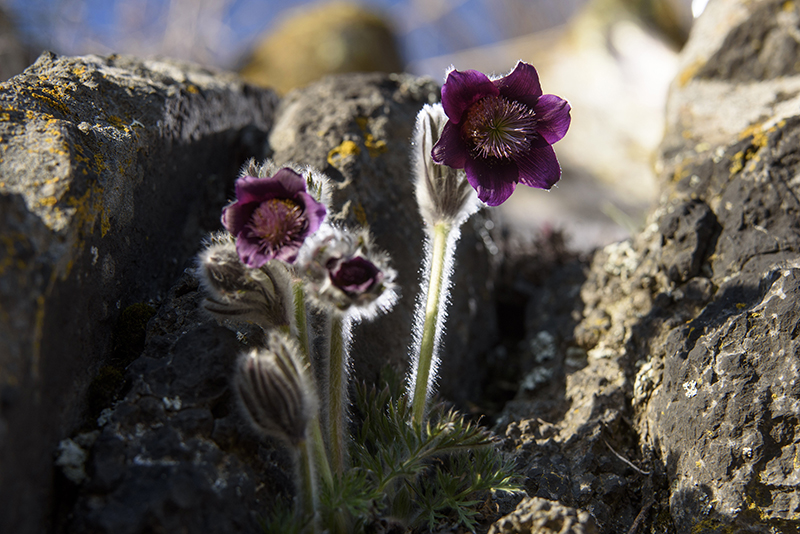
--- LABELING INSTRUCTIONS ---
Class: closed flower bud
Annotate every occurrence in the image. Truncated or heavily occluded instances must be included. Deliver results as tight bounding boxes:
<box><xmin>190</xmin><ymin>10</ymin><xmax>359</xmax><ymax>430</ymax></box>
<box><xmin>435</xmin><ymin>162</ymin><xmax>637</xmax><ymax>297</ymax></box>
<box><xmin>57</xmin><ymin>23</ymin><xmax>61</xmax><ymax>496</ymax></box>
<box><xmin>412</xmin><ymin>103</ymin><xmax>480</xmax><ymax>227</ymax></box>
<box><xmin>234</xmin><ymin>332</ymin><xmax>316</xmax><ymax>446</ymax></box>
<box><xmin>197</xmin><ymin>232</ymin><xmax>293</xmax><ymax>329</ymax></box>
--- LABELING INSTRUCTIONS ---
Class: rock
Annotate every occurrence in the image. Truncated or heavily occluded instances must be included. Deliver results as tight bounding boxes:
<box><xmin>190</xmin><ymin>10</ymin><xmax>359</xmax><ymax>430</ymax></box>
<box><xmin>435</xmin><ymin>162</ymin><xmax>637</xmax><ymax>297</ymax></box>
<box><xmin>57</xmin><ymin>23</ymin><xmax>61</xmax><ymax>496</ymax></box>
<box><xmin>0</xmin><ymin>52</ymin><xmax>278</xmax><ymax>534</ymax></box>
<box><xmin>239</xmin><ymin>1</ymin><xmax>405</xmax><ymax>94</ymax></box>
<box><xmin>489</xmin><ymin>496</ymin><xmax>599</xmax><ymax>534</ymax></box>
<box><xmin>494</xmin><ymin>1</ymin><xmax>800</xmax><ymax>533</ymax></box>
<box><xmin>66</xmin><ymin>272</ymin><xmax>280</xmax><ymax>534</ymax></box>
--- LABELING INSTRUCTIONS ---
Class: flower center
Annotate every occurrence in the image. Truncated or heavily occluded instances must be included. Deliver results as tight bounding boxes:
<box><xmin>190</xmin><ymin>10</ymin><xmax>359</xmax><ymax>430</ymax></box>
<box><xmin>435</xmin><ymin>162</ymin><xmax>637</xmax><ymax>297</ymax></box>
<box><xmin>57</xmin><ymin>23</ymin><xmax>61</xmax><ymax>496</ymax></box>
<box><xmin>461</xmin><ymin>95</ymin><xmax>537</xmax><ymax>160</ymax></box>
<box><xmin>246</xmin><ymin>198</ymin><xmax>307</xmax><ymax>253</ymax></box>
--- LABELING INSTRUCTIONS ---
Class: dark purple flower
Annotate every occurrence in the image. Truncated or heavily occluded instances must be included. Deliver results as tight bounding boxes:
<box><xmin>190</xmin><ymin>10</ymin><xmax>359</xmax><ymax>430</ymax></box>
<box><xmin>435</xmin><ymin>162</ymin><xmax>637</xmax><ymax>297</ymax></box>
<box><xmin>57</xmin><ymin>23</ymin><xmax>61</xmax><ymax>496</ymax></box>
<box><xmin>328</xmin><ymin>256</ymin><xmax>383</xmax><ymax>296</ymax></box>
<box><xmin>221</xmin><ymin>168</ymin><xmax>327</xmax><ymax>268</ymax></box>
<box><xmin>431</xmin><ymin>61</ymin><xmax>571</xmax><ymax>206</ymax></box>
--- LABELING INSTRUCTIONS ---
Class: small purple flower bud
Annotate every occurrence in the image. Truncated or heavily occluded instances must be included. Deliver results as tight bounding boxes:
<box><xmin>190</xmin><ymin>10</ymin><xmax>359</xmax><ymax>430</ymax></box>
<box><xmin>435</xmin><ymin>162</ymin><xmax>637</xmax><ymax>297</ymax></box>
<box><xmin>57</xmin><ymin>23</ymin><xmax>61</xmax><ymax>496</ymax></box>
<box><xmin>329</xmin><ymin>256</ymin><xmax>383</xmax><ymax>296</ymax></box>
<box><xmin>431</xmin><ymin>61</ymin><xmax>571</xmax><ymax>206</ymax></box>
<box><xmin>296</xmin><ymin>225</ymin><xmax>398</xmax><ymax>321</ymax></box>
<box><xmin>234</xmin><ymin>332</ymin><xmax>316</xmax><ymax>446</ymax></box>
<box><xmin>221</xmin><ymin>167</ymin><xmax>327</xmax><ymax>268</ymax></box>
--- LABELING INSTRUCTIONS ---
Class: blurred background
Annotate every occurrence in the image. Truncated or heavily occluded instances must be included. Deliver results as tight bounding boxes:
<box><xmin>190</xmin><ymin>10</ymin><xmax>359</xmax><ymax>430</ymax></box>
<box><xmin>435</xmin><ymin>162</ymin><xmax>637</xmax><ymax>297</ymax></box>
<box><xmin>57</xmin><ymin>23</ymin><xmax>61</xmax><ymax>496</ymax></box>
<box><xmin>0</xmin><ymin>0</ymin><xmax>709</xmax><ymax>249</ymax></box>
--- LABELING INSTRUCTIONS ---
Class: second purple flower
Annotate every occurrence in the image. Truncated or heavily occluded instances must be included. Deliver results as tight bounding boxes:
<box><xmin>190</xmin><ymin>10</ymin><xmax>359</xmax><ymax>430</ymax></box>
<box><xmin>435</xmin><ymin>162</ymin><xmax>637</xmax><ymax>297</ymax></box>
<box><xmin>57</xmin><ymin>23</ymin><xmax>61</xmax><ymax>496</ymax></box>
<box><xmin>431</xmin><ymin>61</ymin><xmax>571</xmax><ymax>206</ymax></box>
<box><xmin>222</xmin><ymin>168</ymin><xmax>327</xmax><ymax>268</ymax></box>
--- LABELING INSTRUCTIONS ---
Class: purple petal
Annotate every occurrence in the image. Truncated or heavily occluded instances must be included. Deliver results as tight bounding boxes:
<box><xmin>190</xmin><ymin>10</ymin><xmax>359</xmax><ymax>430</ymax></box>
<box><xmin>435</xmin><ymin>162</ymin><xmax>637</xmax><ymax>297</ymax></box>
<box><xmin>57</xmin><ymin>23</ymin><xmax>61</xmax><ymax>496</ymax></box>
<box><xmin>236</xmin><ymin>237</ymin><xmax>268</xmax><ymax>268</ymax></box>
<box><xmin>441</xmin><ymin>69</ymin><xmax>498</xmax><ymax>123</ymax></box>
<box><xmin>464</xmin><ymin>157</ymin><xmax>518</xmax><ymax>206</ymax></box>
<box><xmin>272</xmin><ymin>168</ymin><xmax>307</xmax><ymax>196</ymax></box>
<box><xmin>273</xmin><ymin>243</ymin><xmax>303</xmax><ymax>264</ymax></box>
<box><xmin>431</xmin><ymin>121</ymin><xmax>468</xmax><ymax>168</ymax></box>
<box><xmin>495</xmin><ymin>61</ymin><xmax>542</xmax><ymax>109</ymax></box>
<box><xmin>297</xmin><ymin>191</ymin><xmax>327</xmax><ymax>234</ymax></box>
<box><xmin>534</xmin><ymin>95</ymin><xmax>571</xmax><ymax>145</ymax></box>
<box><xmin>221</xmin><ymin>201</ymin><xmax>255</xmax><ymax>236</ymax></box>
<box><xmin>515</xmin><ymin>145</ymin><xmax>561</xmax><ymax>190</ymax></box>
<box><xmin>234</xmin><ymin>169</ymin><xmax>304</xmax><ymax>205</ymax></box>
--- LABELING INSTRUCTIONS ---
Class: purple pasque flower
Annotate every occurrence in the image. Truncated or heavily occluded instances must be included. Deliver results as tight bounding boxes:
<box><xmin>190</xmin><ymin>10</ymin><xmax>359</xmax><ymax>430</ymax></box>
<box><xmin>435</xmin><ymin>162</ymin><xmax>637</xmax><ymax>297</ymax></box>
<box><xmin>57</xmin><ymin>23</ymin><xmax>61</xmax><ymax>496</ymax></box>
<box><xmin>221</xmin><ymin>168</ymin><xmax>327</xmax><ymax>268</ymax></box>
<box><xmin>431</xmin><ymin>61</ymin><xmax>571</xmax><ymax>206</ymax></box>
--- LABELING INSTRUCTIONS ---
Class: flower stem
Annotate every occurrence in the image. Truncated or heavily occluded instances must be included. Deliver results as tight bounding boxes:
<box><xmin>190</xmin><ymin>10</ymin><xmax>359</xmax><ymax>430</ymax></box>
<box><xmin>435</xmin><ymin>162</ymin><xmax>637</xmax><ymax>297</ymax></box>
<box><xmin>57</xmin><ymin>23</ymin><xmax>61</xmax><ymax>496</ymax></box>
<box><xmin>292</xmin><ymin>280</ymin><xmax>311</xmax><ymax>366</ymax></box>
<box><xmin>411</xmin><ymin>221</ymin><xmax>451</xmax><ymax>423</ymax></box>
<box><xmin>309</xmin><ymin>414</ymin><xmax>333</xmax><ymax>490</ymax></box>
<box><xmin>328</xmin><ymin>313</ymin><xmax>349</xmax><ymax>475</ymax></box>
<box><xmin>296</xmin><ymin>437</ymin><xmax>319</xmax><ymax>532</ymax></box>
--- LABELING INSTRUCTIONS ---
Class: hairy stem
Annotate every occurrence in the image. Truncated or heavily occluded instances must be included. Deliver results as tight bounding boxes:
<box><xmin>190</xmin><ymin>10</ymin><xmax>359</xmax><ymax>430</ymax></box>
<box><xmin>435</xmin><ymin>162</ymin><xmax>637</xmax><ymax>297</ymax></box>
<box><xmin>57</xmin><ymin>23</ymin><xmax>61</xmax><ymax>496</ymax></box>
<box><xmin>328</xmin><ymin>313</ymin><xmax>349</xmax><ymax>475</ymax></box>
<box><xmin>309</xmin><ymin>414</ymin><xmax>333</xmax><ymax>490</ymax></box>
<box><xmin>411</xmin><ymin>221</ymin><xmax>451</xmax><ymax>423</ymax></box>
<box><xmin>292</xmin><ymin>280</ymin><xmax>311</xmax><ymax>367</ymax></box>
<box><xmin>296</xmin><ymin>437</ymin><xmax>319</xmax><ymax>532</ymax></box>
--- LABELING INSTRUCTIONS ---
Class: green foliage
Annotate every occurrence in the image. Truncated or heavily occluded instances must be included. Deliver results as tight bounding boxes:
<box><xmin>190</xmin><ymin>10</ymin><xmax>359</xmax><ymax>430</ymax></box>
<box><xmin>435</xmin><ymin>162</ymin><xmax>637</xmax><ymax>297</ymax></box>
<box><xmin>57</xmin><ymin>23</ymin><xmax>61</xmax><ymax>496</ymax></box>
<box><xmin>324</xmin><ymin>382</ymin><xmax>521</xmax><ymax>533</ymax></box>
<box><xmin>261</xmin><ymin>380</ymin><xmax>521</xmax><ymax>534</ymax></box>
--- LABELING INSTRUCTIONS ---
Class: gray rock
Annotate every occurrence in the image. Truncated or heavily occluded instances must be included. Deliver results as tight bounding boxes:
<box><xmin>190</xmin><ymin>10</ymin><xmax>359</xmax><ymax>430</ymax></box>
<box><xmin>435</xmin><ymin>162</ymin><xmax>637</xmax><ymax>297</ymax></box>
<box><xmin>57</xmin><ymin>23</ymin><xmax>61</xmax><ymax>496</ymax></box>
<box><xmin>0</xmin><ymin>52</ymin><xmax>278</xmax><ymax>534</ymax></box>
<box><xmin>489</xmin><ymin>496</ymin><xmax>599</xmax><ymax>534</ymax></box>
<box><xmin>68</xmin><ymin>272</ymin><xmax>279</xmax><ymax>534</ymax></box>
<box><xmin>495</xmin><ymin>1</ymin><xmax>800</xmax><ymax>533</ymax></box>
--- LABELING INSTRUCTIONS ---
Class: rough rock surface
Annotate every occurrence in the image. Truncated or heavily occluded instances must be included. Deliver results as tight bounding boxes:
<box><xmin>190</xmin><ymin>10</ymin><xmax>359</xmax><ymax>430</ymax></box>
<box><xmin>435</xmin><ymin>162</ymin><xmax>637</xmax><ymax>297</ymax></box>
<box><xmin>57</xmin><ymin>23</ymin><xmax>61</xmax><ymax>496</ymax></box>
<box><xmin>496</xmin><ymin>1</ymin><xmax>800</xmax><ymax>533</ymax></box>
<box><xmin>488</xmin><ymin>496</ymin><xmax>599</xmax><ymax>534</ymax></box>
<box><xmin>0</xmin><ymin>52</ymin><xmax>278</xmax><ymax>534</ymax></box>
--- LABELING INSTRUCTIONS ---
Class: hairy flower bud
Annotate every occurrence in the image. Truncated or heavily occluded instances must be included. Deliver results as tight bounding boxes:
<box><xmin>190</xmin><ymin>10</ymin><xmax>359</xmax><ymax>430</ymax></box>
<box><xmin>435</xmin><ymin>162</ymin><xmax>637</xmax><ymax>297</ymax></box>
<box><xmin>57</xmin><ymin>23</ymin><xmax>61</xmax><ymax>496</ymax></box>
<box><xmin>412</xmin><ymin>103</ymin><xmax>480</xmax><ymax>227</ymax></box>
<box><xmin>295</xmin><ymin>225</ymin><xmax>398</xmax><ymax>321</ymax></box>
<box><xmin>197</xmin><ymin>232</ymin><xmax>293</xmax><ymax>329</ymax></box>
<box><xmin>234</xmin><ymin>332</ymin><xmax>316</xmax><ymax>446</ymax></box>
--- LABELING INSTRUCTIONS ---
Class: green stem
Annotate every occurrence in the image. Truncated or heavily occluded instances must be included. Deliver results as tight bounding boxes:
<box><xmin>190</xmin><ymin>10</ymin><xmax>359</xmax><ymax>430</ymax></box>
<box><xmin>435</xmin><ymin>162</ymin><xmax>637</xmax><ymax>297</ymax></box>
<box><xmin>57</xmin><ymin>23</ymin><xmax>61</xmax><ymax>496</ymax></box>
<box><xmin>296</xmin><ymin>438</ymin><xmax>319</xmax><ymax>533</ymax></box>
<box><xmin>292</xmin><ymin>280</ymin><xmax>311</xmax><ymax>367</ymax></box>
<box><xmin>309</xmin><ymin>414</ymin><xmax>333</xmax><ymax>490</ymax></box>
<box><xmin>411</xmin><ymin>221</ymin><xmax>451</xmax><ymax>423</ymax></box>
<box><xmin>328</xmin><ymin>313</ymin><xmax>348</xmax><ymax>475</ymax></box>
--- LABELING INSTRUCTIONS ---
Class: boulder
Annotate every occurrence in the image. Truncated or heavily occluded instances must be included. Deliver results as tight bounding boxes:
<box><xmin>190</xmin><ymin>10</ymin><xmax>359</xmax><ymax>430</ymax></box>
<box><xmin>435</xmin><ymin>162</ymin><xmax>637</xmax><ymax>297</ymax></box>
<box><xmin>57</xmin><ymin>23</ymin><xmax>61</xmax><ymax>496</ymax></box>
<box><xmin>497</xmin><ymin>1</ymin><xmax>800</xmax><ymax>532</ymax></box>
<box><xmin>0</xmin><ymin>51</ymin><xmax>278</xmax><ymax>534</ymax></box>
<box><xmin>239</xmin><ymin>1</ymin><xmax>404</xmax><ymax>94</ymax></box>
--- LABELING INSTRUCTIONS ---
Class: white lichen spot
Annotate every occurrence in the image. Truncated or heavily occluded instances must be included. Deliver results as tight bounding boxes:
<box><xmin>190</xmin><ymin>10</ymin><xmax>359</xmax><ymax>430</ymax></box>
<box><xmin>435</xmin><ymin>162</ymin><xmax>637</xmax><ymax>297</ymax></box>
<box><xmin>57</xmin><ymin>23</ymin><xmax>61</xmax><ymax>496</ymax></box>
<box><xmin>588</xmin><ymin>343</ymin><xmax>618</xmax><ymax>360</ymax></box>
<box><xmin>520</xmin><ymin>366</ymin><xmax>554</xmax><ymax>393</ymax></box>
<box><xmin>603</xmin><ymin>240</ymin><xmax>639</xmax><ymax>281</ymax></box>
<box><xmin>162</xmin><ymin>396</ymin><xmax>182</xmax><ymax>411</ymax></box>
<box><xmin>97</xmin><ymin>407</ymin><xmax>114</xmax><ymax>427</ymax></box>
<box><xmin>742</xmin><ymin>446</ymin><xmax>753</xmax><ymax>459</ymax></box>
<box><xmin>530</xmin><ymin>331</ymin><xmax>557</xmax><ymax>363</ymax></box>
<box><xmin>213</xmin><ymin>477</ymin><xmax>228</xmax><ymax>492</ymax></box>
<box><xmin>55</xmin><ymin>438</ymin><xmax>88</xmax><ymax>484</ymax></box>
<box><xmin>683</xmin><ymin>380</ymin><xmax>699</xmax><ymax>398</ymax></box>
<box><xmin>133</xmin><ymin>454</ymin><xmax>178</xmax><ymax>467</ymax></box>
